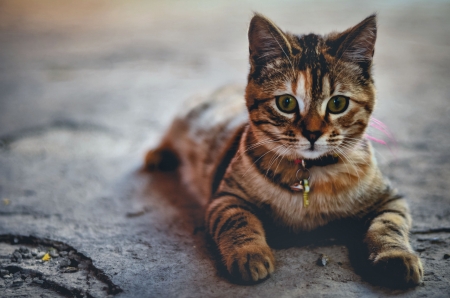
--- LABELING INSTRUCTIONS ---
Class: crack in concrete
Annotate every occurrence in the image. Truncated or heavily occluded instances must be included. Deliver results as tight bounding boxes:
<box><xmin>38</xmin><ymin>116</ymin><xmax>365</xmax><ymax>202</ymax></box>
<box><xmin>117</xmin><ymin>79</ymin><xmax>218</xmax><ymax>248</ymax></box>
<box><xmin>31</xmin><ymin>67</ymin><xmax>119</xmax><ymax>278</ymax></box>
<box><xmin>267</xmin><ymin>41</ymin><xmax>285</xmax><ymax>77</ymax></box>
<box><xmin>0</xmin><ymin>211</ymin><xmax>52</xmax><ymax>218</ymax></box>
<box><xmin>0</xmin><ymin>119</ymin><xmax>118</xmax><ymax>150</ymax></box>
<box><xmin>411</xmin><ymin>228</ymin><xmax>450</xmax><ymax>234</ymax></box>
<box><xmin>0</xmin><ymin>234</ymin><xmax>122</xmax><ymax>297</ymax></box>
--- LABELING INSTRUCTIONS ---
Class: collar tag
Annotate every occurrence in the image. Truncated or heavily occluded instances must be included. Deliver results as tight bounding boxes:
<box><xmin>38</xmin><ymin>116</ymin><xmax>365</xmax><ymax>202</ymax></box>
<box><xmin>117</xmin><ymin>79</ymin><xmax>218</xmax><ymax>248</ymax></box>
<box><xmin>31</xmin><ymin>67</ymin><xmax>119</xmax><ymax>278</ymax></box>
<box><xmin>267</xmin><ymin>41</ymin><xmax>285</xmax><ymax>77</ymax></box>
<box><xmin>291</xmin><ymin>155</ymin><xmax>339</xmax><ymax>207</ymax></box>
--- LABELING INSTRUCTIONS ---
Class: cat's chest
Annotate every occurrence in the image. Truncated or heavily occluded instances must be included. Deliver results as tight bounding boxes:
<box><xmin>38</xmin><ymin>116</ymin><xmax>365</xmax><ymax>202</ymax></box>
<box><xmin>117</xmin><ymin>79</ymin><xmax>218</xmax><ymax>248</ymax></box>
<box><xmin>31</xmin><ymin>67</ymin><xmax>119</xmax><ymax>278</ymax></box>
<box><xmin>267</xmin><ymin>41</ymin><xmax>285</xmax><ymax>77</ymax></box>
<box><xmin>231</xmin><ymin>158</ymin><xmax>371</xmax><ymax>231</ymax></box>
<box><xmin>259</xmin><ymin>184</ymin><xmax>357</xmax><ymax>231</ymax></box>
<box><xmin>256</xmin><ymin>181</ymin><xmax>357</xmax><ymax>231</ymax></box>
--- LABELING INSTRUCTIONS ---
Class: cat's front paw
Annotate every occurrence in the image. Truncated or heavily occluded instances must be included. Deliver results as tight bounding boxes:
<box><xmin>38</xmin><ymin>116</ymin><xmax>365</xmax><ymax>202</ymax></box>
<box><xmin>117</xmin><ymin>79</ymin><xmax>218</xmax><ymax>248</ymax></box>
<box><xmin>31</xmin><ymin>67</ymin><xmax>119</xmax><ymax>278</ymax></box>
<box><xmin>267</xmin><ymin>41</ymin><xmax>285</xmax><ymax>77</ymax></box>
<box><xmin>371</xmin><ymin>250</ymin><xmax>423</xmax><ymax>286</ymax></box>
<box><xmin>225</xmin><ymin>244</ymin><xmax>275</xmax><ymax>283</ymax></box>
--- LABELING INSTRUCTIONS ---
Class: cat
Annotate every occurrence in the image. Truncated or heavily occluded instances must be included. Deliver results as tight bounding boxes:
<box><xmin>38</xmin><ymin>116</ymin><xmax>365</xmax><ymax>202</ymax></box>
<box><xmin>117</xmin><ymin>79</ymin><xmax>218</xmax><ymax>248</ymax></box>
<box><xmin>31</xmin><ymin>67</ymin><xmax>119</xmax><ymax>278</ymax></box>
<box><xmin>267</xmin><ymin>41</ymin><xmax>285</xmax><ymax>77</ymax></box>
<box><xmin>144</xmin><ymin>13</ymin><xmax>423</xmax><ymax>286</ymax></box>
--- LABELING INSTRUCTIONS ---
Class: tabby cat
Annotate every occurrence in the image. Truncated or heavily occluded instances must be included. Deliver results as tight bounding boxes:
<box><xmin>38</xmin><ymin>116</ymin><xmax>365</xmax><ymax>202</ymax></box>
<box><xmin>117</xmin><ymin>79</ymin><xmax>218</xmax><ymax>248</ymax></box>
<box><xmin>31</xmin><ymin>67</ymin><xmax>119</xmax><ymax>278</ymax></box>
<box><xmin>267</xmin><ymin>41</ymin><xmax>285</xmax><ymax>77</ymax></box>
<box><xmin>145</xmin><ymin>14</ymin><xmax>423</xmax><ymax>286</ymax></box>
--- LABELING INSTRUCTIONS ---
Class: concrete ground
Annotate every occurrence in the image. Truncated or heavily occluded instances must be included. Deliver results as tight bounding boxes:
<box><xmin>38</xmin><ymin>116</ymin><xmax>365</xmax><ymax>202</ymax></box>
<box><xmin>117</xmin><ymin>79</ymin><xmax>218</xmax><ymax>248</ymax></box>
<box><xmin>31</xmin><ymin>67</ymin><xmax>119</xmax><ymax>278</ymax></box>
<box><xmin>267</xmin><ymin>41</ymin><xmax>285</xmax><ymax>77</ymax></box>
<box><xmin>1</xmin><ymin>0</ymin><xmax>449</xmax><ymax>297</ymax></box>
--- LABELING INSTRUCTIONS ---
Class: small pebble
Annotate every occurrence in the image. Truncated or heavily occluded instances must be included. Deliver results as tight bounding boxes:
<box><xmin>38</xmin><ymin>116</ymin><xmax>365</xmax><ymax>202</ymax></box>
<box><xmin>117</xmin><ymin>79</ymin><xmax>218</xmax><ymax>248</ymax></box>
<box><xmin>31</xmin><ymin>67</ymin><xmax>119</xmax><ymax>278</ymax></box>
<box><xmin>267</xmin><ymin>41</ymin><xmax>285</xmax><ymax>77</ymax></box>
<box><xmin>317</xmin><ymin>254</ymin><xmax>329</xmax><ymax>266</ymax></box>
<box><xmin>4</xmin><ymin>275</ymin><xmax>11</xmax><ymax>279</ymax></box>
<box><xmin>13</xmin><ymin>272</ymin><xmax>21</xmax><ymax>279</ymax></box>
<box><xmin>63</xmin><ymin>267</ymin><xmax>78</xmax><ymax>273</ymax></box>
<box><xmin>430</xmin><ymin>237</ymin><xmax>444</xmax><ymax>244</ymax></box>
<box><xmin>59</xmin><ymin>258</ymin><xmax>71</xmax><ymax>268</ymax></box>
<box><xmin>444</xmin><ymin>253</ymin><xmax>450</xmax><ymax>260</ymax></box>
<box><xmin>36</xmin><ymin>252</ymin><xmax>45</xmax><ymax>259</ymax></box>
<box><xmin>0</xmin><ymin>269</ymin><xmax>9</xmax><ymax>277</ymax></box>
<box><xmin>23</xmin><ymin>253</ymin><xmax>32</xmax><ymax>259</ymax></box>
<box><xmin>31</xmin><ymin>249</ymin><xmax>38</xmax><ymax>256</ymax></box>
<box><xmin>59</xmin><ymin>251</ymin><xmax>68</xmax><ymax>257</ymax></box>
<box><xmin>19</xmin><ymin>246</ymin><xmax>29</xmax><ymax>254</ymax></box>
<box><xmin>33</xmin><ymin>278</ymin><xmax>44</xmax><ymax>285</ymax></box>
<box><xmin>12</xmin><ymin>251</ymin><xmax>22</xmax><ymax>262</ymax></box>
<box><xmin>0</xmin><ymin>279</ymin><xmax>5</xmax><ymax>288</ymax></box>
<box><xmin>49</xmin><ymin>250</ymin><xmax>59</xmax><ymax>258</ymax></box>
<box><xmin>12</xmin><ymin>278</ymin><xmax>23</xmax><ymax>287</ymax></box>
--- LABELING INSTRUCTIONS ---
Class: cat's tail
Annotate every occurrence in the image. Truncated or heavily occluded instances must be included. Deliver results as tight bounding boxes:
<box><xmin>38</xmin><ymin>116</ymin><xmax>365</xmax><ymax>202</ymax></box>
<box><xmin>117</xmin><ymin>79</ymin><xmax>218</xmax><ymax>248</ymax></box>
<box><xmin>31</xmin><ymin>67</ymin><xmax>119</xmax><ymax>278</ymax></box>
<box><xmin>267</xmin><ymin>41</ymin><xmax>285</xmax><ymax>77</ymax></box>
<box><xmin>144</xmin><ymin>146</ymin><xmax>179</xmax><ymax>172</ymax></box>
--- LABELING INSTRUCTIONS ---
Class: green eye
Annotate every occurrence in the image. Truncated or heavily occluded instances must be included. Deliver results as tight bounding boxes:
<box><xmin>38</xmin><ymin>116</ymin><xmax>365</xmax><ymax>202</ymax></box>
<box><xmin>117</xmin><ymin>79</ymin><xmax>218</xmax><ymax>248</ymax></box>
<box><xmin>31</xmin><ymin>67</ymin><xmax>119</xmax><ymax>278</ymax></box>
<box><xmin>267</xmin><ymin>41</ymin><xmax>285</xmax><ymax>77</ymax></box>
<box><xmin>276</xmin><ymin>95</ymin><xmax>298</xmax><ymax>113</ymax></box>
<box><xmin>327</xmin><ymin>96</ymin><xmax>349</xmax><ymax>114</ymax></box>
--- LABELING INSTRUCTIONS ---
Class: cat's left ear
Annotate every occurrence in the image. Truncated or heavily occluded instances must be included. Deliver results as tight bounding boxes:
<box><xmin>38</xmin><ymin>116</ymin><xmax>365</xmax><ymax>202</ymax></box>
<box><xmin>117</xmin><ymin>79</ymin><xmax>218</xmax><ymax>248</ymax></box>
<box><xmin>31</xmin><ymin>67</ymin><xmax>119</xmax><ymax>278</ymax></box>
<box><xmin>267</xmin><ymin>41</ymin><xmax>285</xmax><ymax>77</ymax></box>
<box><xmin>248</xmin><ymin>13</ymin><xmax>292</xmax><ymax>67</ymax></box>
<box><xmin>327</xmin><ymin>14</ymin><xmax>377</xmax><ymax>64</ymax></box>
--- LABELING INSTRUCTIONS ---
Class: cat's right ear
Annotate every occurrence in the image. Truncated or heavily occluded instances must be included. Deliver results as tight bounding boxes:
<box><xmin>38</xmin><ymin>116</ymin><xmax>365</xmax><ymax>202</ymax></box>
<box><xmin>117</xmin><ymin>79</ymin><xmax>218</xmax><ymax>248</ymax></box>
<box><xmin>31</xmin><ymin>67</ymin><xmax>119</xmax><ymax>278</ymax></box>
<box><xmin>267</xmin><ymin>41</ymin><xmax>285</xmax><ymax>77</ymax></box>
<box><xmin>248</xmin><ymin>14</ymin><xmax>291</xmax><ymax>66</ymax></box>
<box><xmin>327</xmin><ymin>14</ymin><xmax>377</xmax><ymax>65</ymax></box>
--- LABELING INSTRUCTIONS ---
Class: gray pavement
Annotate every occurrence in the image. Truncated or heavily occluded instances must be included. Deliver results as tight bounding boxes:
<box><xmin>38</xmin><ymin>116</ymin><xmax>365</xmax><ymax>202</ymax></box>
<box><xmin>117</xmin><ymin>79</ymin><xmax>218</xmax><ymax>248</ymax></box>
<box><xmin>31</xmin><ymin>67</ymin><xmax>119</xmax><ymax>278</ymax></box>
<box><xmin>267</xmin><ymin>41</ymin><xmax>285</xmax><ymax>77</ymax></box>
<box><xmin>0</xmin><ymin>0</ymin><xmax>449</xmax><ymax>297</ymax></box>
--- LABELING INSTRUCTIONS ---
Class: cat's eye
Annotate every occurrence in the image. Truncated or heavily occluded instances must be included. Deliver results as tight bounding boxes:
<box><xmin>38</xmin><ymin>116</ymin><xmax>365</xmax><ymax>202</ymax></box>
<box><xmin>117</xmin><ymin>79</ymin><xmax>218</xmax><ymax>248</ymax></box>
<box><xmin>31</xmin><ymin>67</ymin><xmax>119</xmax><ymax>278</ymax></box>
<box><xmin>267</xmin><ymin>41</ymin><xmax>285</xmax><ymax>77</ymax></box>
<box><xmin>276</xmin><ymin>95</ymin><xmax>298</xmax><ymax>113</ymax></box>
<box><xmin>327</xmin><ymin>96</ymin><xmax>349</xmax><ymax>114</ymax></box>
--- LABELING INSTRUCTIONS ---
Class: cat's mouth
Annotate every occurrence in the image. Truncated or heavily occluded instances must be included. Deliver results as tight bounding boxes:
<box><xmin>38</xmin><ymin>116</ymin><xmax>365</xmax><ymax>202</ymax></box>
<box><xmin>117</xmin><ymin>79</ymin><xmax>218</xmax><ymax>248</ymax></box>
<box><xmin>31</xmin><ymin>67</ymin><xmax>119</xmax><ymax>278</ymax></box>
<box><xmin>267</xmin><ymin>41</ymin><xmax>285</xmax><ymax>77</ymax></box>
<box><xmin>291</xmin><ymin>138</ymin><xmax>339</xmax><ymax>160</ymax></box>
<box><xmin>296</xmin><ymin>146</ymin><xmax>329</xmax><ymax>160</ymax></box>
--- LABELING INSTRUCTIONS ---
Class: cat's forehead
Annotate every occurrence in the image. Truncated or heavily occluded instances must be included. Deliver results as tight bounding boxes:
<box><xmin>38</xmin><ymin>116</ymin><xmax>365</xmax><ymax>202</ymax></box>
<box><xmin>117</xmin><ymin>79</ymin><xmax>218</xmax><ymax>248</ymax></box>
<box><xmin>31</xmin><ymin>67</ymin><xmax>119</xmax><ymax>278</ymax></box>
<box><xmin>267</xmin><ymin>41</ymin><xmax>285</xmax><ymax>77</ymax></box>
<box><xmin>259</xmin><ymin>34</ymin><xmax>331</xmax><ymax>89</ymax></box>
<box><xmin>293</xmin><ymin>33</ymin><xmax>325</xmax><ymax>64</ymax></box>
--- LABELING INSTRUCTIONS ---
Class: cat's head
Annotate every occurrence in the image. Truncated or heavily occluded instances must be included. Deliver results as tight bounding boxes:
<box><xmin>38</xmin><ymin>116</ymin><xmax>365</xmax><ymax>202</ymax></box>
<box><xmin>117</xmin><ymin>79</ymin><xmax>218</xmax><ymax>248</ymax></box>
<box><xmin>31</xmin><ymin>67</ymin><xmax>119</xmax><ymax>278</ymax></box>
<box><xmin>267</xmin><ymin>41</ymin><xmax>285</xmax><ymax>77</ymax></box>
<box><xmin>245</xmin><ymin>14</ymin><xmax>377</xmax><ymax>160</ymax></box>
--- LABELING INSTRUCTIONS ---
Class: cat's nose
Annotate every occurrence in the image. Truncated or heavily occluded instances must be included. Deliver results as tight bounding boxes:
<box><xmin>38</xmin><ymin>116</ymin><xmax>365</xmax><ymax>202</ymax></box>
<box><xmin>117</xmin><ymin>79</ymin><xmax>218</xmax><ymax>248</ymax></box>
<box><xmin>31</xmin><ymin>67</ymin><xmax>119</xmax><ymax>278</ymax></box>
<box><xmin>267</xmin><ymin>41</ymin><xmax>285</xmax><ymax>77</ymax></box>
<box><xmin>303</xmin><ymin>130</ymin><xmax>322</xmax><ymax>145</ymax></box>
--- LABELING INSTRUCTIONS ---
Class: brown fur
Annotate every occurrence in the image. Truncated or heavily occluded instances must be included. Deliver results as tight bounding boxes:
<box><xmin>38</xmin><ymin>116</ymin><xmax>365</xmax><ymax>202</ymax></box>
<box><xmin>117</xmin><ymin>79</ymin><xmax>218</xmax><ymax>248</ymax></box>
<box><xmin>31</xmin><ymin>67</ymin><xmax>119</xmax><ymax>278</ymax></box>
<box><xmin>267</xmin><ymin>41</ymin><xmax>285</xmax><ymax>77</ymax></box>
<box><xmin>145</xmin><ymin>14</ymin><xmax>423</xmax><ymax>286</ymax></box>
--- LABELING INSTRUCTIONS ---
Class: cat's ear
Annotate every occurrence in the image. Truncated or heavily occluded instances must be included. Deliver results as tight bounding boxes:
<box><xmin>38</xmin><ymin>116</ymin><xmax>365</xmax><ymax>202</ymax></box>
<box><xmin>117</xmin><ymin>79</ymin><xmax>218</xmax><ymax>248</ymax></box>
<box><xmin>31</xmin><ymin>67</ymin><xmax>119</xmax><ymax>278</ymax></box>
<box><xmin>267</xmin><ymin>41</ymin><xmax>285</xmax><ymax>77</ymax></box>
<box><xmin>327</xmin><ymin>14</ymin><xmax>377</xmax><ymax>64</ymax></box>
<box><xmin>248</xmin><ymin>13</ymin><xmax>291</xmax><ymax>66</ymax></box>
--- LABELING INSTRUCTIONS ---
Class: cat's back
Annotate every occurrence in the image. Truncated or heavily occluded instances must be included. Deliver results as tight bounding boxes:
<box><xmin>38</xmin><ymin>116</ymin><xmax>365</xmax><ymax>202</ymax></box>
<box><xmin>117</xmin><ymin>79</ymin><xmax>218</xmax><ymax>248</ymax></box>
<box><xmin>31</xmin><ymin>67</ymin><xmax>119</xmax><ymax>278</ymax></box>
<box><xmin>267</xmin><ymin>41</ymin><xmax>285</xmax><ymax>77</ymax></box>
<box><xmin>164</xmin><ymin>84</ymin><xmax>248</xmax><ymax>201</ymax></box>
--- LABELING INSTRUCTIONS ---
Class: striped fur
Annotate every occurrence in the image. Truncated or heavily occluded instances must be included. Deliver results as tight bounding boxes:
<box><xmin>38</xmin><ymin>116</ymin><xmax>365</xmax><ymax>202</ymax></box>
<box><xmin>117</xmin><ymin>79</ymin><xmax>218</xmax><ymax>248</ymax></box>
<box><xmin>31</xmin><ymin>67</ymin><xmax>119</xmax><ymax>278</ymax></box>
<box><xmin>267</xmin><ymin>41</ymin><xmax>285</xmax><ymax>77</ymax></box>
<box><xmin>145</xmin><ymin>14</ymin><xmax>423</xmax><ymax>286</ymax></box>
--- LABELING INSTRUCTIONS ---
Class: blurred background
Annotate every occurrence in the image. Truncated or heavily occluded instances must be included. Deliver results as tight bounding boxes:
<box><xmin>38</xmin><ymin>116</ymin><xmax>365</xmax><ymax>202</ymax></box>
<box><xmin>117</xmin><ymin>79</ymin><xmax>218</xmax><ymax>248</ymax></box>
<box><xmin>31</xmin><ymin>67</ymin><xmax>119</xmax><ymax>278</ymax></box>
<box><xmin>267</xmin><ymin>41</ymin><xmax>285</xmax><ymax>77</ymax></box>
<box><xmin>0</xmin><ymin>0</ymin><xmax>449</xmax><ymax>297</ymax></box>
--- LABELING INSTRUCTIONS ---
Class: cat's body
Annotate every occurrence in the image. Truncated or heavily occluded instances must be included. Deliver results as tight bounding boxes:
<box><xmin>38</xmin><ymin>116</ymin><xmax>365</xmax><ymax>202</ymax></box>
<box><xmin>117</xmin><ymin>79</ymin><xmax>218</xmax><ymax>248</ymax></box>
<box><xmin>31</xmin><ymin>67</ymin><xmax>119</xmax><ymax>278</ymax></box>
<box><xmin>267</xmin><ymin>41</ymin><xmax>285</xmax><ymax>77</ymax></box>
<box><xmin>145</xmin><ymin>14</ymin><xmax>423</xmax><ymax>286</ymax></box>
<box><xmin>148</xmin><ymin>85</ymin><xmax>248</xmax><ymax>202</ymax></box>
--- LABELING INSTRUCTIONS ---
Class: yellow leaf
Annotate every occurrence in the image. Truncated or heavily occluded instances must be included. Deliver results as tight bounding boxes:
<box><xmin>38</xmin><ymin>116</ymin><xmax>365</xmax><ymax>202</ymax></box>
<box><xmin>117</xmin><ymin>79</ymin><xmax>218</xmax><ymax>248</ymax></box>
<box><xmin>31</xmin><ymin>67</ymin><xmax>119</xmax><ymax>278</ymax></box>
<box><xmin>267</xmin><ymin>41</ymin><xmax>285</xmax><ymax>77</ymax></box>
<box><xmin>42</xmin><ymin>253</ymin><xmax>51</xmax><ymax>261</ymax></box>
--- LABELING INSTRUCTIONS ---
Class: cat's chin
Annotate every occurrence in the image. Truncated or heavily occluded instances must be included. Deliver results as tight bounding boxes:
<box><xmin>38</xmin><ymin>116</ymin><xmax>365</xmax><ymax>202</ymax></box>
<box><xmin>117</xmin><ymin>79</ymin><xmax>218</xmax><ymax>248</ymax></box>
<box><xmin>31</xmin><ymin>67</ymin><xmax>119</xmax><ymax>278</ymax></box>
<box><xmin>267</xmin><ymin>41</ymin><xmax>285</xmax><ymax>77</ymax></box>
<box><xmin>296</xmin><ymin>149</ymin><xmax>330</xmax><ymax>160</ymax></box>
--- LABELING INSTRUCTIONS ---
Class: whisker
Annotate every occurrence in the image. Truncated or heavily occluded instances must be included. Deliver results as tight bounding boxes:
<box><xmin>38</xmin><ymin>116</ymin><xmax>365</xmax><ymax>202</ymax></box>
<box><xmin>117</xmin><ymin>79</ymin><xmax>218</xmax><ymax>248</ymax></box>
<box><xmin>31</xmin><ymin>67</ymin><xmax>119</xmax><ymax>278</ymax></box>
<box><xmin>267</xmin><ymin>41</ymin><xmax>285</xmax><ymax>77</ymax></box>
<box><xmin>274</xmin><ymin>145</ymin><xmax>291</xmax><ymax>175</ymax></box>
<box><xmin>241</xmin><ymin>144</ymin><xmax>285</xmax><ymax>178</ymax></box>
<box><xmin>338</xmin><ymin>148</ymin><xmax>371</xmax><ymax>168</ymax></box>
<box><xmin>239</xmin><ymin>139</ymin><xmax>278</xmax><ymax>154</ymax></box>
<box><xmin>267</xmin><ymin>145</ymin><xmax>291</xmax><ymax>180</ymax></box>
<box><xmin>369</xmin><ymin>117</ymin><xmax>396</xmax><ymax>142</ymax></box>
<box><xmin>333</xmin><ymin>147</ymin><xmax>364</xmax><ymax>198</ymax></box>
<box><xmin>264</xmin><ymin>144</ymin><xmax>287</xmax><ymax>179</ymax></box>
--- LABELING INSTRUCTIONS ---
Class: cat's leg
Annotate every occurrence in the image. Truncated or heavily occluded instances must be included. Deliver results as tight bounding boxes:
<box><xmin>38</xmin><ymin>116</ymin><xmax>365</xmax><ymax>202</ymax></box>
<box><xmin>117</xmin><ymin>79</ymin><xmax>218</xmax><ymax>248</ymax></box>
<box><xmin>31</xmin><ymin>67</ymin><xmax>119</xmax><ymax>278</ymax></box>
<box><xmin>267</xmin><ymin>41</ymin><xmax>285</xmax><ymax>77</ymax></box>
<box><xmin>364</xmin><ymin>196</ymin><xmax>423</xmax><ymax>286</ymax></box>
<box><xmin>206</xmin><ymin>194</ymin><xmax>275</xmax><ymax>282</ymax></box>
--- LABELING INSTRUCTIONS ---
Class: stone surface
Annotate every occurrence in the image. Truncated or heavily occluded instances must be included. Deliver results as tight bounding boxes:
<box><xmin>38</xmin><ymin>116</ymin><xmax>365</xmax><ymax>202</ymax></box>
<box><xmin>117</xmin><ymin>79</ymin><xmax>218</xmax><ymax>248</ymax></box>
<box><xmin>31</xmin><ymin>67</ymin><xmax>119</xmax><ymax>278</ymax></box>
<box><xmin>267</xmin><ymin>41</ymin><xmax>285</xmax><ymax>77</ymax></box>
<box><xmin>0</xmin><ymin>0</ymin><xmax>449</xmax><ymax>297</ymax></box>
<box><xmin>0</xmin><ymin>238</ymin><xmax>120</xmax><ymax>297</ymax></box>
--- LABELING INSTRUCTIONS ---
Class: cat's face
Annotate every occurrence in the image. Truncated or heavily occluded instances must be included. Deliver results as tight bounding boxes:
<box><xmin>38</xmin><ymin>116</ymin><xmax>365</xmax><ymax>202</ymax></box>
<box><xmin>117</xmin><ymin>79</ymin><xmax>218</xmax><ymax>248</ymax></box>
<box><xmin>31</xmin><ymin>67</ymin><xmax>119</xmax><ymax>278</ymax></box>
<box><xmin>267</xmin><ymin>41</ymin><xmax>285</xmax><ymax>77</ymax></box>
<box><xmin>245</xmin><ymin>14</ymin><xmax>376</xmax><ymax>160</ymax></box>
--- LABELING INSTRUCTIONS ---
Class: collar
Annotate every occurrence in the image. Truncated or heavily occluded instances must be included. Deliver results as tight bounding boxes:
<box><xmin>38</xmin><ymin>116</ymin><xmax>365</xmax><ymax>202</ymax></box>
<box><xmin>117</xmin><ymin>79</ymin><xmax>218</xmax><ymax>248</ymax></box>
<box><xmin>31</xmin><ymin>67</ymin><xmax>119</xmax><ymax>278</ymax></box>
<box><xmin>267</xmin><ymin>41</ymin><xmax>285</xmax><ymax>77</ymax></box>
<box><xmin>294</xmin><ymin>154</ymin><xmax>339</xmax><ymax>169</ymax></box>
